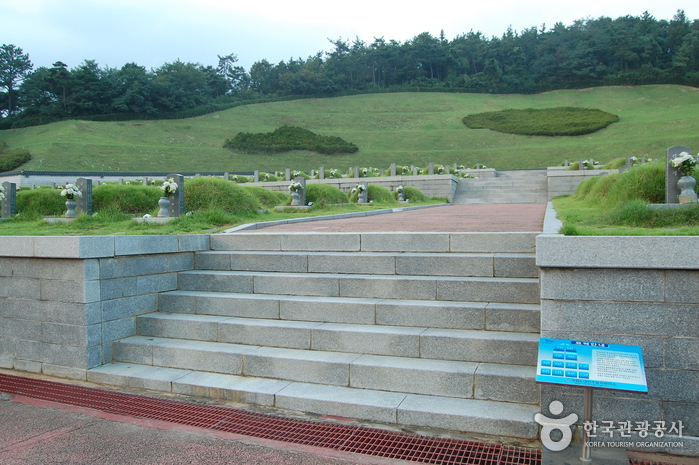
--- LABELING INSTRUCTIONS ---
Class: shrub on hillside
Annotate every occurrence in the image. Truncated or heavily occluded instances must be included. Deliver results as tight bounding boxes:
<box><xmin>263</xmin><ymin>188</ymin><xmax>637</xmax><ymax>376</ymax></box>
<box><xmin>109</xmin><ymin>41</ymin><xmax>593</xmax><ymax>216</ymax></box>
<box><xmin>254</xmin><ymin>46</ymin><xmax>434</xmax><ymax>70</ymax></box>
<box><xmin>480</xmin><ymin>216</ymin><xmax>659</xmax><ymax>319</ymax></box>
<box><xmin>463</xmin><ymin>107</ymin><xmax>619</xmax><ymax>136</ymax></box>
<box><xmin>306</xmin><ymin>184</ymin><xmax>348</xmax><ymax>206</ymax></box>
<box><xmin>0</xmin><ymin>142</ymin><xmax>31</xmax><ymax>172</ymax></box>
<box><xmin>224</xmin><ymin>125</ymin><xmax>359</xmax><ymax>155</ymax></box>
<box><xmin>184</xmin><ymin>176</ymin><xmax>261</xmax><ymax>214</ymax></box>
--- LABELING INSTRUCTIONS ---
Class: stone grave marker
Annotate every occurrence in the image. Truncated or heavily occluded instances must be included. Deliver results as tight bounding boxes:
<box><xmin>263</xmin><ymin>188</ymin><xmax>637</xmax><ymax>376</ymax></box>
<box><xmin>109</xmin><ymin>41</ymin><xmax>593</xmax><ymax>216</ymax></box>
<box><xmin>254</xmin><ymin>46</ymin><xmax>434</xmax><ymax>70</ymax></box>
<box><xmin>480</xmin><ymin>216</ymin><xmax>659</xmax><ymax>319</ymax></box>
<box><xmin>390</xmin><ymin>163</ymin><xmax>397</xmax><ymax>176</ymax></box>
<box><xmin>294</xmin><ymin>176</ymin><xmax>307</xmax><ymax>206</ymax></box>
<box><xmin>76</xmin><ymin>178</ymin><xmax>93</xmax><ymax>215</ymax></box>
<box><xmin>666</xmin><ymin>145</ymin><xmax>691</xmax><ymax>204</ymax></box>
<box><xmin>167</xmin><ymin>173</ymin><xmax>185</xmax><ymax>216</ymax></box>
<box><xmin>1</xmin><ymin>182</ymin><xmax>17</xmax><ymax>218</ymax></box>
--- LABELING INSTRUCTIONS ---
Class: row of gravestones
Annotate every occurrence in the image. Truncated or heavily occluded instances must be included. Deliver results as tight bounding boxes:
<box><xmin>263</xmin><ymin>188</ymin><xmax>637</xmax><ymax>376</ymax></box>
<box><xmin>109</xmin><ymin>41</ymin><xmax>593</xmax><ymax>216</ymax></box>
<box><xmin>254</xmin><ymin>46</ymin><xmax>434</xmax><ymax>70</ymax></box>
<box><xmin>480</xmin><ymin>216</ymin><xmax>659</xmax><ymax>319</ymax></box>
<box><xmin>281</xmin><ymin>162</ymin><xmax>465</xmax><ymax>181</ymax></box>
<box><xmin>1</xmin><ymin>174</ymin><xmax>185</xmax><ymax>219</ymax></box>
<box><xmin>2</xmin><ymin>147</ymin><xmax>693</xmax><ymax>219</ymax></box>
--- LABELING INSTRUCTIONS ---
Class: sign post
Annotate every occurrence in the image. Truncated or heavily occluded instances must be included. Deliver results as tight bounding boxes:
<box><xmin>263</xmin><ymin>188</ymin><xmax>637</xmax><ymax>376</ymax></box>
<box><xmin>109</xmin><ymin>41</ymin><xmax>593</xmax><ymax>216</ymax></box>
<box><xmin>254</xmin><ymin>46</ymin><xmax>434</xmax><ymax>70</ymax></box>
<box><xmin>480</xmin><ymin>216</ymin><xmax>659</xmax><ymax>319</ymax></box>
<box><xmin>536</xmin><ymin>338</ymin><xmax>648</xmax><ymax>464</ymax></box>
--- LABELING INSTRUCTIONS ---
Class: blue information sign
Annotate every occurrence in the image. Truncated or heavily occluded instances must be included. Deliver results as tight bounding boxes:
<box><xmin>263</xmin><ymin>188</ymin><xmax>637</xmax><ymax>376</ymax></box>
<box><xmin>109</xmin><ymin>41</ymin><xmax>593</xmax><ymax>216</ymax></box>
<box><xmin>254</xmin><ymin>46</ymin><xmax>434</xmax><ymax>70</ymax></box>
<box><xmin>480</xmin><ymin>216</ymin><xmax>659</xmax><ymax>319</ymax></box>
<box><xmin>536</xmin><ymin>338</ymin><xmax>648</xmax><ymax>393</ymax></box>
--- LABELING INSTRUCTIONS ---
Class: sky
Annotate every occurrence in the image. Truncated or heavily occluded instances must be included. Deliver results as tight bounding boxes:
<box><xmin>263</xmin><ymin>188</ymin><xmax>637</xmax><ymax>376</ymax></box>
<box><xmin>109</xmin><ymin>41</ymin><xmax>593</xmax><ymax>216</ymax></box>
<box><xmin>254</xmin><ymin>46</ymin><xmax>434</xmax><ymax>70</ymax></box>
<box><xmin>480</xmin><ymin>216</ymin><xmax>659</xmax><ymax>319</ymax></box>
<box><xmin>1</xmin><ymin>0</ymin><xmax>695</xmax><ymax>73</ymax></box>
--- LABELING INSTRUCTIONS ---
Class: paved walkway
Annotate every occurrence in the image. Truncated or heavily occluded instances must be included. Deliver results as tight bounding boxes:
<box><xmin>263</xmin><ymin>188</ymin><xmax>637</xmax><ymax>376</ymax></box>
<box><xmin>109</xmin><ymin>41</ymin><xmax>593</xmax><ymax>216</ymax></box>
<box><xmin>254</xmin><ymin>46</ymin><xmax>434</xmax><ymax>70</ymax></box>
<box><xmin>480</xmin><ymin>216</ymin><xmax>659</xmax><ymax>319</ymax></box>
<box><xmin>0</xmin><ymin>391</ymin><xmax>398</xmax><ymax>465</ymax></box>
<box><xmin>246</xmin><ymin>204</ymin><xmax>547</xmax><ymax>233</ymax></box>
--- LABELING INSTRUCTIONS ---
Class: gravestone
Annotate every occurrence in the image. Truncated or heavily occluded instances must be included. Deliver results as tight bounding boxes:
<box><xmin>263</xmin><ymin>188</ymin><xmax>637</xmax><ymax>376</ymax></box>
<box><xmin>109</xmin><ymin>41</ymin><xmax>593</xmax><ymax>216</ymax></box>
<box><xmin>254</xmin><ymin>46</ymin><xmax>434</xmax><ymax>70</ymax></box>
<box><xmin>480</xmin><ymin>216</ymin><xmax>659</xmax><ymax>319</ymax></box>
<box><xmin>354</xmin><ymin>166</ymin><xmax>360</xmax><ymax>178</ymax></box>
<box><xmin>666</xmin><ymin>145</ymin><xmax>691</xmax><ymax>204</ymax></box>
<box><xmin>1</xmin><ymin>182</ymin><xmax>17</xmax><ymax>218</ymax></box>
<box><xmin>413</xmin><ymin>167</ymin><xmax>418</xmax><ymax>176</ymax></box>
<box><xmin>285</xmin><ymin>168</ymin><xmax>291</xmax><ymax>181</ymax></box>
<box><xmin>76</xmin><ymin>178</ymin><xmax>93</xmax><ymax>215</ymax></box>
<box><xmin>254</xmin><ymin>170</ymin><xmax>259</xmax><ymax>182</ymax></box>
<box><xmin>428</xmin><ymin>162</ymin><xmax>435</xmax><ymax>175</ymax></box>
<box><xmin>358</xmin><ymin>182</ymin><xmax>368</xmax><ymax>204</ymax></box>
<box><xmin>167</xmin><ymin>173</ymin><xmax>185</xmax><ymax>217</ymax></box>
<box><xmin>294</xmin><ymin>176</ymin><xmax>307</xmax><ymax>206</ymax></box>
<box><xmin>390</xmin><ymin>163</ymin><xmax>397</xmax><ymax>176</ymax></box>
<box><xmin>319</xmin><ymin>167</ymin><xmax>325</xmax><ymax>180</ymax></box>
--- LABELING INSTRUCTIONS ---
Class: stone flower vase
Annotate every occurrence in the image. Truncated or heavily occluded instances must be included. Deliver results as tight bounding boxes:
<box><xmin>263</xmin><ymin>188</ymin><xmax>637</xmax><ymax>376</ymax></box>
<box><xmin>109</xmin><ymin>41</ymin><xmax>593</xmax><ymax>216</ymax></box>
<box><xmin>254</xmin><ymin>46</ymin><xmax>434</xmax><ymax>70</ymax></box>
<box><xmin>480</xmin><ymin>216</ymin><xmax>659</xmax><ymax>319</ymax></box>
<box><xmin>290</xmin><ymin>191</ymin><xmax>300</xmax><ymax>206</ymax></box>
<box><xmin>678</xmin><ymin>176</ymin><xmax>698</xmax><ymax>204</ymax></box>
<box><xmin>158</xmin><ymin>197</ymin><xmax>171</xmax><ymax>217</ymax></box>
<box><xmin>64</xmin><ymin>198</ymin><xmax>77</xmax><ymax>218</ymax></box>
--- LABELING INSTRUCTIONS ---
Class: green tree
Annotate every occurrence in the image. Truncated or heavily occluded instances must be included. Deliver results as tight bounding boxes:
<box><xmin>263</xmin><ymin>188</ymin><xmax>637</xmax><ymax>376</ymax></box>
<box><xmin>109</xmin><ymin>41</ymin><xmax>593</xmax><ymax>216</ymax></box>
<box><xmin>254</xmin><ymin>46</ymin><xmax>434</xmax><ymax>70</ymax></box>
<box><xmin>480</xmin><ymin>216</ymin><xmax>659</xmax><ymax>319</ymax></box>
<box><xmin>0</xmin><ymin>44</ymin><xmax>33</xmax><ymax>116</ymax></box>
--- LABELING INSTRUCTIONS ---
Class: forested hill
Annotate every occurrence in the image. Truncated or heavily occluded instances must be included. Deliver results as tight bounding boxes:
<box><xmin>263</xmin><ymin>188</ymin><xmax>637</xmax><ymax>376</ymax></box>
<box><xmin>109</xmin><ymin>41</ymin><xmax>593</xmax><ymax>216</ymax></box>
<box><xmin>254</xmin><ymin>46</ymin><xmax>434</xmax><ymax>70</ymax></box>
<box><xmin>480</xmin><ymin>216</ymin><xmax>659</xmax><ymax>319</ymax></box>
<box><xmin>1</xmin><ymin>10</ymin><xmax>698</xmax><ymax>128</ymax></box>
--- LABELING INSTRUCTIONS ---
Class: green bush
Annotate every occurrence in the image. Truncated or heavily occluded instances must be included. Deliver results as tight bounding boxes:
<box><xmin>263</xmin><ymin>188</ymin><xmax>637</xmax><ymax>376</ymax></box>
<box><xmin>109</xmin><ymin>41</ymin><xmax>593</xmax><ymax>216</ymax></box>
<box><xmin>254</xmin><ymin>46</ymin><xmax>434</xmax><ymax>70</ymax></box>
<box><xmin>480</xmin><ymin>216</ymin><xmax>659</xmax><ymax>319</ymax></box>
<box><xmin>306</xmin><ymin>184</ymin><xmax>348</xmax><ymax>206</ymax></box>
<box><xmin>244</xmin><ymin>186</ymin><xmax>289</xmax><ymax>208</ymax></box>
<box><xmin>0</xmin><ymin>141</ymin><xmax>32</xmax><ymax>172</ymax></box>
<box><xmin>572</xmin><ymin>176</ymin><xmax>600</xmax><ymax>199</ymax></box>
<box><xmin>260</xmin><ymin>172</ymin><xmax>279</xmax><ymax>181</ymax></box>
<box><xmin>574</xmin><ymin>161</ymin><xmax>667</xmax><ymax>205</ymax></box>
<box><xmin>402</xmin><ymin>186</ymin><xmax>426</xmax><ymax>202</ymax></box>
<box><xmin>184</xmin><ymin>176</ymin><xmax>261</xmax><ymax>214</ymax></box>
<box><xmin>93</xmin><ymin>184</ymin><xmax>162</xmax><ymax>214</ymax></box>
<box><xmin>349</xmin><ymin>184</ymin><xmax>398</xmax><ymax>204</ymax></box>
<box><xmin>230</xmin><ymin>174</ymin><xmax>250</xmax><ymax>183</ymax></box>
<box><xmin>604</xmin><ymin>161</ymin><xmax>666</xmax><ymax>205</ymax></box>
<box><xmin>16</xmin><ymin>189</ymin><xmax>65</xmax><ymax>217</ymax></box>
<box><xmin>224</xmin><ymin>125</ymin><xmax>359</xmax><ymax>155</ymax></box>
<box><xmin>462</xmin><ymin>107</ymin><xmax>619</xmax><ymax>136</ymax></box>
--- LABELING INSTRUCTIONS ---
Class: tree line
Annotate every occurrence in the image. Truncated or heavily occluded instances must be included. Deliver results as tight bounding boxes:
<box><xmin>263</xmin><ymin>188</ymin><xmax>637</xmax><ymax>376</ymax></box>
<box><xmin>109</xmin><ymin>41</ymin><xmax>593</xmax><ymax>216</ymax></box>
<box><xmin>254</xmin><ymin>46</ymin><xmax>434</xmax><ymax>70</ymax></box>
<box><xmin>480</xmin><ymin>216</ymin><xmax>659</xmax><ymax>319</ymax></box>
<box><xmin>1</xmin><ymin>10</ymin><xmax>698</xmax><ymax>128</ymax></box>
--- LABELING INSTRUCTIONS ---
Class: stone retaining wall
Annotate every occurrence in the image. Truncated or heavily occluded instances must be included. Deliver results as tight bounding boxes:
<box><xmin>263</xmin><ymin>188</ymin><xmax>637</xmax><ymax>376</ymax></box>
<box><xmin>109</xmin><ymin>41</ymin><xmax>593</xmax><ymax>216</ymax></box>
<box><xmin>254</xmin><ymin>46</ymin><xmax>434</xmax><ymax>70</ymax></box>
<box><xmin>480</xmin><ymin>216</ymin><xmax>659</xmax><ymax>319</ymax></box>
<box><xmin>537</xmin><ymin>234</ymin><xmax>699</xmax><ymax>455</ymax></box>
<box><xmin>0</xmin><ymin>235</ymin><xmax>209</xmax><ymax>379</ymax></box>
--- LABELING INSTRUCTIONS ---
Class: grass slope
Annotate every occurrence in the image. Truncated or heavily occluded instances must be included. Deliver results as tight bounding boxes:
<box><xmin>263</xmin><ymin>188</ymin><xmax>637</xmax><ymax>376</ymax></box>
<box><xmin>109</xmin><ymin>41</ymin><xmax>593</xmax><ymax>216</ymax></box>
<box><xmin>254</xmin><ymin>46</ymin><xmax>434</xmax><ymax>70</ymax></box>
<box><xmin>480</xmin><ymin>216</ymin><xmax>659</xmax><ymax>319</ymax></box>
<box><xmin>1</xmin><ymin>85</ymin><xmax>698</xmax><ymax>172</ymax></box>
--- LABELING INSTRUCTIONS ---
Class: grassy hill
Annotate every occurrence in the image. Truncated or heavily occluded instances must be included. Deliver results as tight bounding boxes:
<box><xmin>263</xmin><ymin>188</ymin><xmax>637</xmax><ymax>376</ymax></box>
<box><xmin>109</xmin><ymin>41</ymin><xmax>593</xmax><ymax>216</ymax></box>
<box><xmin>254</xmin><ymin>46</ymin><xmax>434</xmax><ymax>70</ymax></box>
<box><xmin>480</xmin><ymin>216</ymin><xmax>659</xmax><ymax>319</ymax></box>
<box><xmin>1</xmin><ymin>85</ymin><xmax>698</xmax><ymax>173</ymax></box>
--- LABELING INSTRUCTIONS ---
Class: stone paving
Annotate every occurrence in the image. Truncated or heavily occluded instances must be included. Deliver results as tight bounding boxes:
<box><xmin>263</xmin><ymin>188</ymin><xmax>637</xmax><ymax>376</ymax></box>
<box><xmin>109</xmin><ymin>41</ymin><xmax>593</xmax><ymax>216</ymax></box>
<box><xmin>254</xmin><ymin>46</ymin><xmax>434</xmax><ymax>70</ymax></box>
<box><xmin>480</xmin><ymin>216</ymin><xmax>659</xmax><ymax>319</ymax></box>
<box><xmin>245</xmin><ymin>204</ymin><xmax>547</xmax><ymax>233</ymax></box>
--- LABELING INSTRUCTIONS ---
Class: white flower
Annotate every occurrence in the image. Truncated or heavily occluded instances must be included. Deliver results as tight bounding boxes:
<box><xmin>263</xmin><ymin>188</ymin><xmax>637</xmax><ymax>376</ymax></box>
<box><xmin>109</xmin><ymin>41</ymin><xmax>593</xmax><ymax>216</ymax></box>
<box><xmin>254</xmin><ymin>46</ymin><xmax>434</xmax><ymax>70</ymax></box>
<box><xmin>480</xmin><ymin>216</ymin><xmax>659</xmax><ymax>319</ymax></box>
<box><xmin>160</xmin><ymin>178</ymin><xmax>178</xmax><ymax>195</ymax></box>
<box><xmin>288</xmin><ymin>181</ymin><xmax>302</xmax><ymax>192</ymax></box>
<box><xmin>60</xmin><ymin>183</ymin><xmax>82</xmax><ymax>199</ymax></box>
<box><xmin>355</xmin><ymin>183</ymin><xmax>367</xmax><ymax>192</ymax></box>
<box><xmin>0</xmin><ymin>185</ymin><xmax>5</xmax><ymax>201</ymax></box>
<box><xmin>671</xmin><ymin>152</ymin><xmax>697</xmax><ymax>176</ymax></box>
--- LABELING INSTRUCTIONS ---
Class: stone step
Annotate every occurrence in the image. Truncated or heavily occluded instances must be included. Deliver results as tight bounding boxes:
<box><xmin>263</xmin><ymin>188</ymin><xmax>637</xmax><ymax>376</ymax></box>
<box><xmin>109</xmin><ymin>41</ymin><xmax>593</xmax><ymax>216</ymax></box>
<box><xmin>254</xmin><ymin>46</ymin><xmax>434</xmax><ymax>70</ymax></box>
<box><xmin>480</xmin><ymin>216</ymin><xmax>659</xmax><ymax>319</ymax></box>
<box><xmin>176</xmin><ymin>270</ymin><xmax>540</xmax><ymax>304</ymax></box>
<box><xmin>112</xmin><ymin>336</ymin><xmax>539</xmax><ymax>404</ymax></box>
<box><xmin>194</xmin><ymin>250</ymin><xmax>538</xmax><ymax>278</ymax></box>
<box><xmin>87</xmin><ymin>362</ymin><xmax>540</xmax><ymax>439</ymax></box>
<box><xmin>135</xmin><ymin>313</ymin><xmax>540</xmax><ymax>365</ymax></box>
<box><xmin>210</xmin><ymin>232</ymin><xmax>538</xmax><ymax>253</ymax></box>
<box><xmin>159</xmin><ymin>291</ymin><xmax>541</xmax><ymax>333</ymax></box>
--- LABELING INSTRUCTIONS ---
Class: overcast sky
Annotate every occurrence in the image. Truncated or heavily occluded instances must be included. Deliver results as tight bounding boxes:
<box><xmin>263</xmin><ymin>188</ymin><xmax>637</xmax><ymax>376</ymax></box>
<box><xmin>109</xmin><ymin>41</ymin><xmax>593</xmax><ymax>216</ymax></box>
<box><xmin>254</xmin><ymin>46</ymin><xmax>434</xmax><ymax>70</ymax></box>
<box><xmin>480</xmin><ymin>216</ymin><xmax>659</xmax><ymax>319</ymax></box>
<box><xmin>1</xmin><ymin>0</ymin><xmax>695</xmax><ymax>72</ymax></box>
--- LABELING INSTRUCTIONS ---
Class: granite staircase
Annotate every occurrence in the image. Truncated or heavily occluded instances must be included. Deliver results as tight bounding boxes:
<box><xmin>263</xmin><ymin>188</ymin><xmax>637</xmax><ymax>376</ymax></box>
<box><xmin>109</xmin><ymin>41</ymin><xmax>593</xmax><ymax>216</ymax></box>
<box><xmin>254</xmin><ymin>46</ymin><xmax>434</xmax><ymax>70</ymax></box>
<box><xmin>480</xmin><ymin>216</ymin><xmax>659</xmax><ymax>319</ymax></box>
<box><xmin>454</xmin><ymin>170</ymin><xmax>548</xmax><ymax>204</ymax></box>
<box><xmin>89</xmin><ymin>231</ymin><xmax>542</xmax><ymax>439</ymax></box>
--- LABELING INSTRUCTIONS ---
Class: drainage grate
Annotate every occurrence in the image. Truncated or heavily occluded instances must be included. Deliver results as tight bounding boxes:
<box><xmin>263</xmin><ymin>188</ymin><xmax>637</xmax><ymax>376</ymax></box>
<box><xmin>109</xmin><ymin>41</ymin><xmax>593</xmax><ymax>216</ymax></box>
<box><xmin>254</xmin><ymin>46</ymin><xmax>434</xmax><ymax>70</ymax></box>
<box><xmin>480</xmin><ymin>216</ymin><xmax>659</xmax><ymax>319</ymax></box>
<box><xmin>0</xmin><ymin>372</ymin><xmax>540</xmax><ymax>464</ymax></box>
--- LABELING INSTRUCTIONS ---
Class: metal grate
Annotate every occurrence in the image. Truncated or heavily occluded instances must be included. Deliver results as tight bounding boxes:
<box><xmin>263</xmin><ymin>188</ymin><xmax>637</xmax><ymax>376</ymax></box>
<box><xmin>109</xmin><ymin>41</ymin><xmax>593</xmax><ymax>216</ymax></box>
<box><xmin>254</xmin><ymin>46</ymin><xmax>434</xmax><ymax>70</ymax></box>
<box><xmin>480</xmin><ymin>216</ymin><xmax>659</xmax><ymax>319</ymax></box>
<box><xmin>0</xmin><ymin>372</ymin><xmax>540</xmax><ymax>464</ymax></box>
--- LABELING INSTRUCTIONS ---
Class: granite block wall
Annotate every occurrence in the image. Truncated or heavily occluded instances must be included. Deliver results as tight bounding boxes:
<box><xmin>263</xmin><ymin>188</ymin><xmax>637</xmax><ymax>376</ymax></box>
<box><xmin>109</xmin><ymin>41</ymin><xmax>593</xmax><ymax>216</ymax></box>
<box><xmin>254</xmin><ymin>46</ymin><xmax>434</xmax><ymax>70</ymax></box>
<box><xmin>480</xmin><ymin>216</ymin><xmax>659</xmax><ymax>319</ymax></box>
<box><xmin>0</xmin><ymin>235</ymin><xmax>209</xmax><ymax>380</ymax></box>
<box><xmin>537</xmin><ymin>234</ymin><xmax>699</xmax><ymax>455</ymax></box>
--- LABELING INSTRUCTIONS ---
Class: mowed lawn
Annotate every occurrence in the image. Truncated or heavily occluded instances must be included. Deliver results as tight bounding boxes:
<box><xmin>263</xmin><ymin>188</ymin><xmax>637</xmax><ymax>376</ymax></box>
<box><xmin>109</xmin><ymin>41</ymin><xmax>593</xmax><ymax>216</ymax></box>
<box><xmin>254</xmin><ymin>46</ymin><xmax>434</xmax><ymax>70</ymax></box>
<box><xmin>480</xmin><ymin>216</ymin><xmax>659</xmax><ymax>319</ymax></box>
<box><xmin>1</xmin><ymin>85</ymin><xmax>698</xmax><ymax>172</ymax></box>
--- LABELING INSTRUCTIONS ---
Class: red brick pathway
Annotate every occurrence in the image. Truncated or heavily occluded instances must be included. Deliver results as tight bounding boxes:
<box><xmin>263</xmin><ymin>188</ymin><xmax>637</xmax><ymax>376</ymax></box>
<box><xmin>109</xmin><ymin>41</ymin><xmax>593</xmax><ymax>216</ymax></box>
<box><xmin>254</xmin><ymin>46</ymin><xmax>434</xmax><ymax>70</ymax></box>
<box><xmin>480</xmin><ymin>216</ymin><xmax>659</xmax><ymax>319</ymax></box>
<box><xmin>250</xmin><ymin>204</ymin><xmax>547</xmax><ymax>233</ymax></box>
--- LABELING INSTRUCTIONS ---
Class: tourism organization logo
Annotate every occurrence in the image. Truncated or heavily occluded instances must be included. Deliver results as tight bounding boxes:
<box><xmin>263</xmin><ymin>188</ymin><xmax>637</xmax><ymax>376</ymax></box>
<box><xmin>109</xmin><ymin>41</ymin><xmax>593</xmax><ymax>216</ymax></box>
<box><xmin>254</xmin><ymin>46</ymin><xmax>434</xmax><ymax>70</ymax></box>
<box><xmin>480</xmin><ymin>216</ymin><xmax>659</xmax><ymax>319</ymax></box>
<box><xmin>534</xmin><ymin>401</ymin><xmax>578</xmax><ymax>451</ymax></box>
<box><xmin>534</xmin><ymin>401</ymin><xmax>687</xmax><ymax>452</ymax></box>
